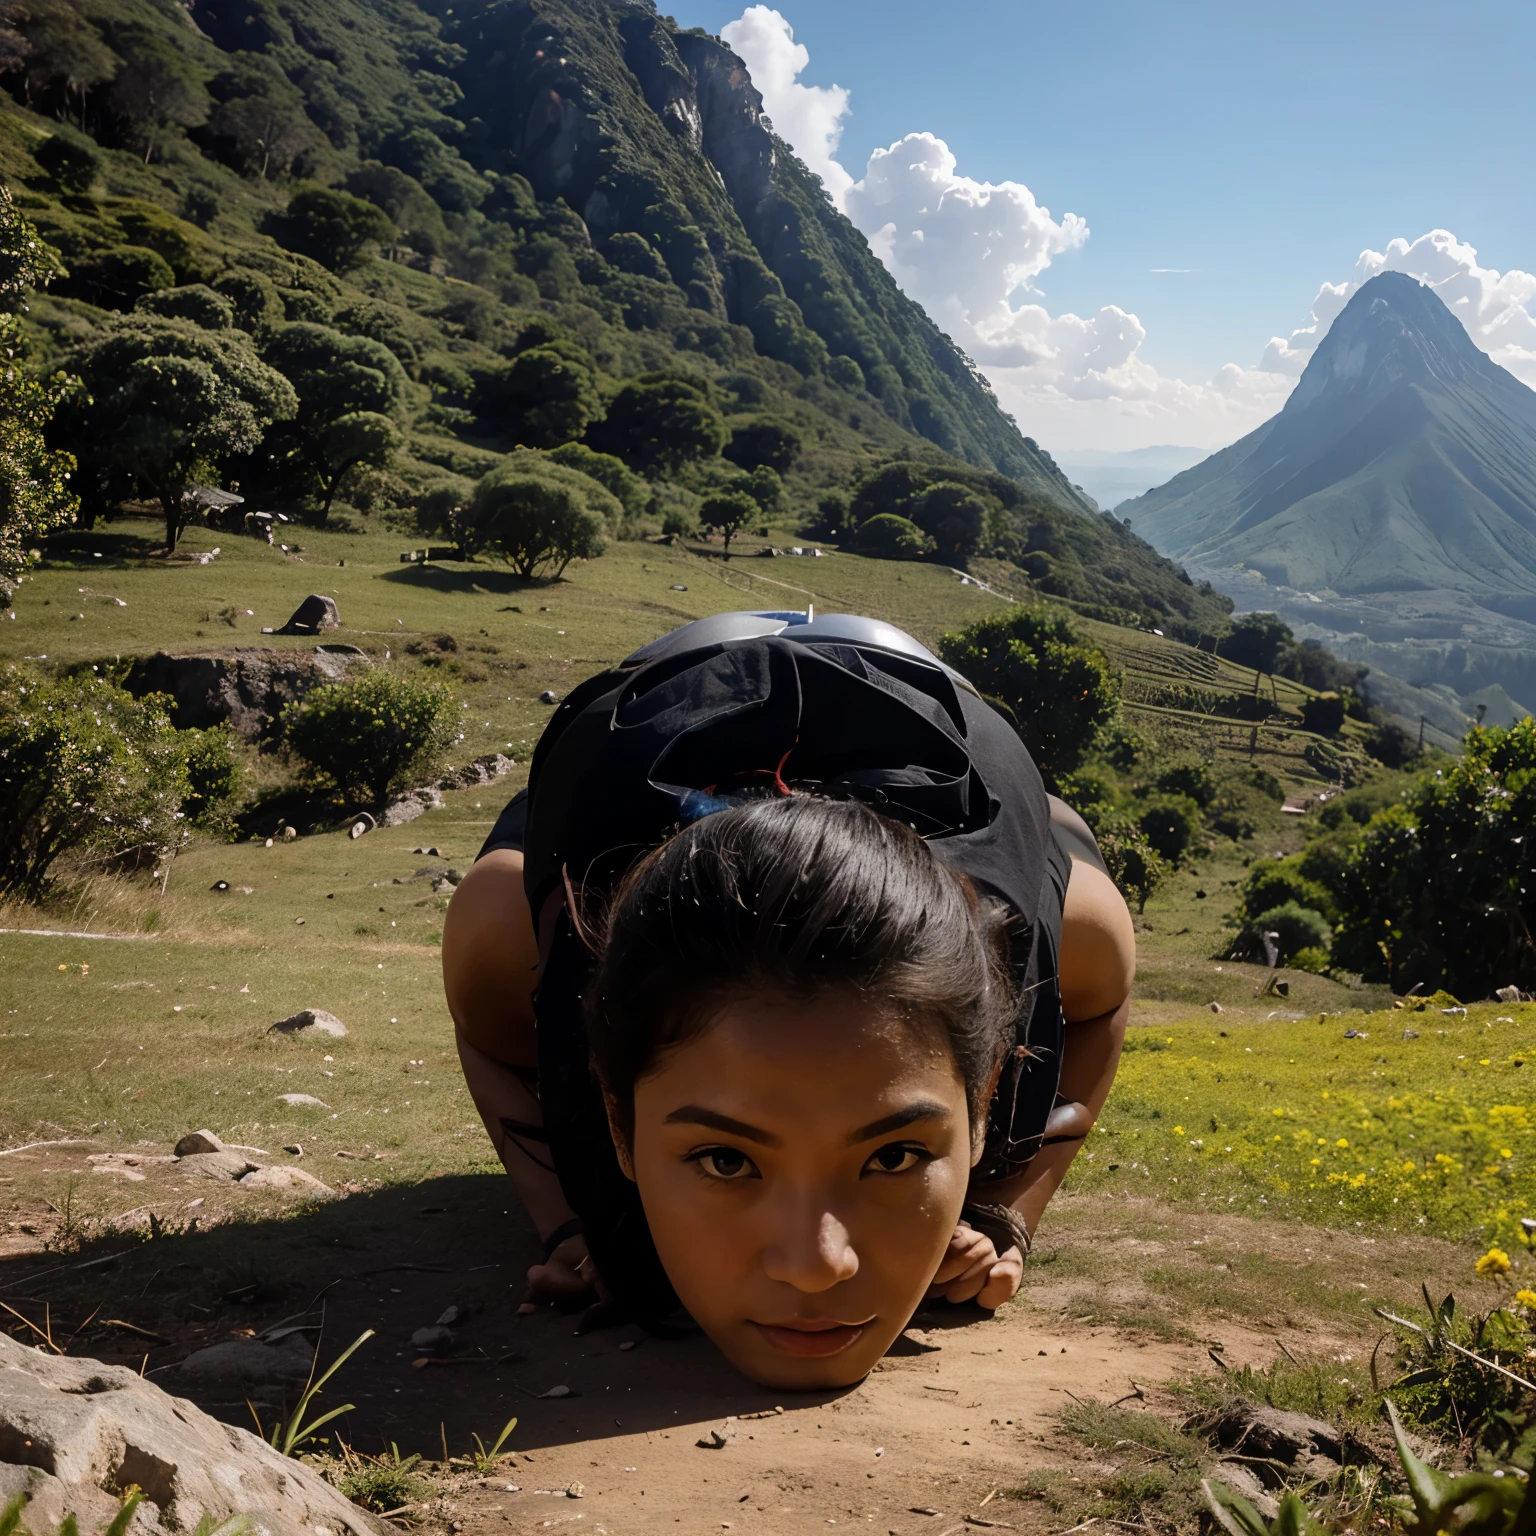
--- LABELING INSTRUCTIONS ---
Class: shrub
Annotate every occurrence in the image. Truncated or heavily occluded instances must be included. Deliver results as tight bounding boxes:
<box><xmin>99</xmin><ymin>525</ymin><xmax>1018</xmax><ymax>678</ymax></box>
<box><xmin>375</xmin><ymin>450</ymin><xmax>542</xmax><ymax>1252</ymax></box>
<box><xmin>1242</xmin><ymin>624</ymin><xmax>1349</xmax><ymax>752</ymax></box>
<box><xmin>472</xmin><ymin>344</ymin><xmax>599</xmax><ymax>448</ymax></box>
<box><xmin>1095</xmin><ymin>817</ymin><xmax>1167</xmax><ymax>912</ymax></box>
<box><xmin>827</xmin><ymin>354</ymin><xmax>865</xmax><ymax>391</ymax></box>
<box><xmin>724</xmin><ymin>416</ymin><xmax>803</xmax><ymax>474</ymax></box>
<box><xmin>1155</xmin><ymin>760</ymin><xmax>1217</xmax><ymax>808</ymax></box>
<box><xmin>857</xmin><ymin>512</ymin><xmax>933</xmax><ymax>560</ymax></box>
<box><xmin>282</xmin><ymin>670</ymin><xmax>456</xmax><ymax>805</ymax></box>
<box><xmin>547</xmin><ymin>443</ymin><xmax>649</xmax><ymax>522</ymax></box>
<box><xmin>590</xmin><ymin>378</ymin><xmax>726</xmax><ymax>476</ymax></box>
<box><xmin>1301</xmin><ymin>690</ymin><xmax>1346</xmax><ymax>734</ymax></box>
<box><xmin>1288</xmin><ymin>946</ymin><xmax>1330</xmax><ymax>974</ymax></box>
<box><xmin>1246</xmin><ymin>901</ymin><xmax>1332</xmax><ymax>963</ymax></box>
<box><xmin>135</xmin><ymin>284</ymin><xmax>236</xmax><ymax>331</ymax></box>
<box><xmin>35</xmin><ymin>133</ymin><xmax>99</xmax><ymax>192</ymax></box>
<box><xmin>1239</xmin><ymin>855</ymin><xmax>1335</xmax><ymax>924</ymax></box>
<box><xmin>461</xmin><ymin>450</ymin><xmax>616</xmax><ymax>578</ymax></box>
<box><xmin>68</xmin><ymin>245</ymin><xmax>174</xmax><ymax>309</ymax></box>
<box><xmin>661</xmin><ymin>506</ymin><xmax>697</xmax><ymax>538</ymax></box>
<box><xmin>268</xmin><ymin>186</ymin><xmax>396</xmax><ymax>271</ymax></box>
<box><xmin>1138</xmin><ymin>794</ymin><xmax>1203</xmax><ymax>863</ymax></box>
<box><xmin>1330</xmin><ymin>719</ymin><xmax>1536</xmax><ymax>992</ymax></box>
<box><xmin>181</xmin><ymin>726</ymin><xmax>244</xmax><ymax>833</ymax></box>
<box><xmin>697</xmin><ymin>489</ymin><xmax>758</xmax><ymax>557</ymax></box>
<box><xmin>0</xmin><ymin>670</ymin><xmax>189</xmax><ymax>897</ymax></box>
<box><xmin>938</xmin><ymin>607</ymin><xmax>1119</xmax><ymax>784</ymax></box>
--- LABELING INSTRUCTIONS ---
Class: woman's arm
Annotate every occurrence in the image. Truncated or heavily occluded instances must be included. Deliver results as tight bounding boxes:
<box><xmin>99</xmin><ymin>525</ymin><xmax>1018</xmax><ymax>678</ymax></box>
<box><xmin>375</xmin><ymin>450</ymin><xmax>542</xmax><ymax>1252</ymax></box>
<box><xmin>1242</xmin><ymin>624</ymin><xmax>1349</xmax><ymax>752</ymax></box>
<box><xmin>443</xmin><ymin>850</ymin><xmax>597</xmax><ymax>1305</ymax></box>
<box><xmin>928</xmin><ymin>856</ymin><xmax>1133</xmax><ymax>1307</ymax></box>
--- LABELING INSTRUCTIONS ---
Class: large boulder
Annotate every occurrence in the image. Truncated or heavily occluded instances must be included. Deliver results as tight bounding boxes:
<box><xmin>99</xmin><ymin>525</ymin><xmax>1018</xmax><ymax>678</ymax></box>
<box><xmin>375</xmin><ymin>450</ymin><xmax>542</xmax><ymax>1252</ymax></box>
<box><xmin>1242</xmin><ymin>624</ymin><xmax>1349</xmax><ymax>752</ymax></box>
<box><xmin>120</xmin><ymin>646</ymin><xmax>364</xmax><ymax>740</ymax></box>
<box><xmin>276</xmin><ymin>594</ymin><xmax>340</xmax><ymax>636</ymax></box>
<box><xmin>0</xmin><ymin>1333</ymin><xmax>381</xmax><ymax>1536</ymax></box>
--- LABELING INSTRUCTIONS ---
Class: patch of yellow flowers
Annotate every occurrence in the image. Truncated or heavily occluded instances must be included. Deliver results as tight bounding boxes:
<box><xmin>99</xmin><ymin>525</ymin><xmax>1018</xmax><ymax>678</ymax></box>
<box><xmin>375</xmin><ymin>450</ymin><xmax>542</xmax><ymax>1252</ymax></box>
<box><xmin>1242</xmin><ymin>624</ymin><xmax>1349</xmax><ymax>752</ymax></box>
<box><xmin>1081</xmin><ymin>1004</ymin><xmax>1535</xmax><ymax>1249</ymax></box>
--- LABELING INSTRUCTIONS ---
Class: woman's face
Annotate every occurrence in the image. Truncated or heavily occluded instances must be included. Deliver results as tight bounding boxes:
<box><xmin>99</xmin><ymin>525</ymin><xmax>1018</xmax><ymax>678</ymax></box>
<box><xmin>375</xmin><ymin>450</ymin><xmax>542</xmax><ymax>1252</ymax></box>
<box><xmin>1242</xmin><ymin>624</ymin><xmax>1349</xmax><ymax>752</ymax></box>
<box><xmin>618</xmin><ymin>989</ymin><xmax>975</xmax><ymax>1389</ymax></box>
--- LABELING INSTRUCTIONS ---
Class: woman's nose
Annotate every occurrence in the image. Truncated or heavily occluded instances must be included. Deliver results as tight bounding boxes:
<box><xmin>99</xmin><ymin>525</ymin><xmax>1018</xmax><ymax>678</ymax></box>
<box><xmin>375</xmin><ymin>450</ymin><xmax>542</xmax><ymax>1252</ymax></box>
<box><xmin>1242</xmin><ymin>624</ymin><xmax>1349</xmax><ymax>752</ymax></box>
<box><xmin>761</xmin><ymin>1205</ymin><xmax>859</xmax><ymax>1292</ymax></box>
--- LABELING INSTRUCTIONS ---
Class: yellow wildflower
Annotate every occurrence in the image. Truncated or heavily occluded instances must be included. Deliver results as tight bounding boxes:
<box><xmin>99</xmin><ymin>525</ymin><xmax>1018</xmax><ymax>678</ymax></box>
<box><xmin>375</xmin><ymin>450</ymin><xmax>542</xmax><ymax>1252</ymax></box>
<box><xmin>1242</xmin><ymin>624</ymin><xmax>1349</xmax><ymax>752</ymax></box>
<box><xmin>1336</xmin><ymin>1138</ymin><xmax>1349</xmax><ymax>1148</ymax></box>
<box><xmin>1515</xmin><ymin>1289</ymin><xmax>1536</xmax><ymax>1310</ymax></box>
<box><xmin>1173</xmin><ymin>1126</ymin><xmax>1185</xmax><ymax>1135</ymax></box>
<box><xmin>1500</xmin><ymin>1148</ymin><xmax>1513</xmax><ymax>1158</ymax></box>
<box><xmin>1475</xmin><ymin>1248</ymin><xmax>1512</xmax><ymax>1277</ymax></box>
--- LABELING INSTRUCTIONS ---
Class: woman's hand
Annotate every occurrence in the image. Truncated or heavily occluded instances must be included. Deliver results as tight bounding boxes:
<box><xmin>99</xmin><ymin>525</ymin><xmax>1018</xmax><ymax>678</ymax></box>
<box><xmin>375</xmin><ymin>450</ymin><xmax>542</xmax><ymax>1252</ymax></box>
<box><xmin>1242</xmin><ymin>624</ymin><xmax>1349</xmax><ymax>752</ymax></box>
<box><xmin>925</xmin><ymin>1221</ymin><xmax>1023</xmax><ymax>1309</ymax></box>
<box><xmin>520</xmin><ymin>1233</ymin><xmax>608</xmax><ymax>1313</ymax></box>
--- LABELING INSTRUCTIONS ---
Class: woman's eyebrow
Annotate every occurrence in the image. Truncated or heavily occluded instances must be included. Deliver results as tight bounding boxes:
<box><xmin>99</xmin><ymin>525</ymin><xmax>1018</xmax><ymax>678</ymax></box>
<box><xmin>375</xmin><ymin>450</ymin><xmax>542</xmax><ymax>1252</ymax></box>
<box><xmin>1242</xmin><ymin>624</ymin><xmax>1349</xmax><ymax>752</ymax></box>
<box><xmin>663</xmin><ymin>1105</ymin><xmax>781</xmax><ymax>1146</ymax></box>
<box><xmin>847</xmin><ymin>1101</ymin><xmax>951</xmax><ymax>1144</ymax></box>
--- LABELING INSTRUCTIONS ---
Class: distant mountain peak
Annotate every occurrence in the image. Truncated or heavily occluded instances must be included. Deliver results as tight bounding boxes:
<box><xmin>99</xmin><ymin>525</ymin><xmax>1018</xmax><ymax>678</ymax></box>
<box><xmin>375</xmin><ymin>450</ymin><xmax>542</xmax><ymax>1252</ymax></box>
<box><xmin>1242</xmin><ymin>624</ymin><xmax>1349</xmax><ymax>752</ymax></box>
<box><xmin>1121</xmin><ymin>274</ymin><xmax>1536</xmax><ymax>602</ymax></box>
<box><xmin>1285</xmin><ymin>271</ymin><xmax>1485</xmax><ymax>414</ymax></box>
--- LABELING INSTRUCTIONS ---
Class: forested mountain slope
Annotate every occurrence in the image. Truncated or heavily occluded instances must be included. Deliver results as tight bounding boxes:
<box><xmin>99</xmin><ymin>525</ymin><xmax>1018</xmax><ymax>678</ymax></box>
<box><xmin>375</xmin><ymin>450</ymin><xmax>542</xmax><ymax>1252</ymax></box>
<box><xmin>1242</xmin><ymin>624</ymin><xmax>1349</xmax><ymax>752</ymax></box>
<box><xmin>0</xmin><ymin>0</ymin><xmax>1232</xmax><ymax>638</ymax></box>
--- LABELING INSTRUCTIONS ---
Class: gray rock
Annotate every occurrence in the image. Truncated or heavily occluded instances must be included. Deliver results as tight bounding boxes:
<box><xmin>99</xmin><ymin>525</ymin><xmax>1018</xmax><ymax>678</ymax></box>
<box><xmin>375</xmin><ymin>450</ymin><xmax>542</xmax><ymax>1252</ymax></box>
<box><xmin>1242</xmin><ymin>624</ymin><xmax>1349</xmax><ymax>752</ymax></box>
<box><xmin>435</xmin><ymin>1305</ymin><xmax>466</xmax><ymax>1327</ymax></box>
<box><xmin>1192</xmin><ymin>1403</ymin><xmax>1341</xmax><ymax>1478</ymax></box>
<box><xmin>121</xmin><ymin>648</ymin><xmax>324</xmax><ymax>741</ymax></box>
<box><xmin>173</xmin><ymin>1129</ymin><xmax>225</xmax><ymax>1156</ymax></box>
<box><xmin>238</xmin><ymin>1166</ymin><xmax>334</xmax><ymax>1198</ymax></box>
<box><xmin>438</xmin><ymin>753</ymin><xmax>513</xmax><ymax>791</ymax></box>
<box><xmin>0</xmin><ymin>1333</ymin><xmax>380</xmax><ymax>1536</ymax></box>
<box><xmin>538</xmin><ymin>690</ymin><xmax>558</xmax><ymax>704</ymax></box>
<box><xmin>276</xmin><ymin>594</ymin><xmax>339</xmax><ymax>636</ymax></box>
<box><xmin>380</xmin><ymin>787</ymin><xmax>442</xmax><ymax>826</ymax></box>
<box><xmin>268</xmin><ymin>1008</ymin><xmax>347</xmax><ymax>1039</ymax></box>
<box><xmin>410</xmin><ymin>1326</ymin><xmax>454</xmax><ymax>1353</ymax></box>
<box><xmin>349</xmin><ymin>813</ymin><xmax>376</xmax><ymax>840</ymax></box>
<box><xmin>1208</xmin><ymin>1462</ymin><xmax>1279</xmax><ymax>1518</ymax></box>
<box><xmin>278</xmin><ymin>1093</ymin><xmax>329</xmax><ymax>1108</ymax></box>
<box><xmin>169</xmin><ymin>1335</ymin><xmax>316</xmax><ymax>1390</ymax></box>
<box><xmin>175</xmin><ymin>1151</ymin><xmax>257</xmax><ymax>1182</ymax></box>
<box><xmin>311</xmin><ymin>643</ymin><xmax>369</xmax><ymax>680</ymax></box>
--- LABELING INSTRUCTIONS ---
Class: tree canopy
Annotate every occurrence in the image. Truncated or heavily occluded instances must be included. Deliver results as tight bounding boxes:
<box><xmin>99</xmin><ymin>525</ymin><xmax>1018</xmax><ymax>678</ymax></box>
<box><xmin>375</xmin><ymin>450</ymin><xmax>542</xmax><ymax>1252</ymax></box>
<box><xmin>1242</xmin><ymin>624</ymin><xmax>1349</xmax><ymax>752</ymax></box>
<box><xmin>698</xmin><ymin>488</ymin><xmax>757</xmax><ymax>559</ymax></box>
<box><xmin>461</xmin><ymin>449</ymin><xmax>617</xmax><ymax>578</ymax></box>
<box><xmin>590</xmin><ymin>378</ymin><xmax>726</xmax><ymax>476</ymax></box>
<box><xmin>60</xmin><ymin>315</ymin><xmax>296</xmax><ymax>548</ymax></box>
<box><xmin>0</xmin><ymin>186</ymin><xmax>75</xmax><ymax>603</ymax></box>
<box><xmin>938</xmin><ymin>607</ymin><xmax>1120</xmax><ymax>784</ymax></box>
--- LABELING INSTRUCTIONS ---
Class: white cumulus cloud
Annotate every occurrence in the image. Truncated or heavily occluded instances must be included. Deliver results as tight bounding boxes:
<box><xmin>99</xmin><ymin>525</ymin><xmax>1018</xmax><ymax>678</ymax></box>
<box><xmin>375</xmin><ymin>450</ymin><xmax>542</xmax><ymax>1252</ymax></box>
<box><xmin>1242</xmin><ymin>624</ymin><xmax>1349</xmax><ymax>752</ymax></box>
<box><xmin>721</xmin><ymin>6</ymin><xmax>852</xmax><ymax>207</ymax></box>
<box><xmin>1260</xmin><ymin>231</ymin><xmax>1536</xmax><ymax>389</ymax></box>
<box><xmin>721</xmin><ymin>8</ymin><xmax>1536</xmax><ymax>450</ymax></box>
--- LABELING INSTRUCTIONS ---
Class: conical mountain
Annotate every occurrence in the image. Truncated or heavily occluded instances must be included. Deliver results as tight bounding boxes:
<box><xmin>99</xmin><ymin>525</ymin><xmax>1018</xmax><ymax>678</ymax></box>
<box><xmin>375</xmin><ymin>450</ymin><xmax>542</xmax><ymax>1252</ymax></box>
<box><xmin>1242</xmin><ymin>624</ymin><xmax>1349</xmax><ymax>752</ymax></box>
<box><xmin>1125</xmin><ymin>272</ymin><xmax>1536</xmax><ymax>597</ymax></box>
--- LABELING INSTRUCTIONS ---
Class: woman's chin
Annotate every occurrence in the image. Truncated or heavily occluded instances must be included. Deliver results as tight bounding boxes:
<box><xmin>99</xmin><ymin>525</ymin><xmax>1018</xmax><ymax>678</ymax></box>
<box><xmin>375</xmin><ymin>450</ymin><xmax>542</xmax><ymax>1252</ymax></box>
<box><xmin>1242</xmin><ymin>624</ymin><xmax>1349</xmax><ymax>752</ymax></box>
<box><xmin>711</xmin><ymin>1319</ymin><xmax>897</xmax><ymax>1390</ymax></box>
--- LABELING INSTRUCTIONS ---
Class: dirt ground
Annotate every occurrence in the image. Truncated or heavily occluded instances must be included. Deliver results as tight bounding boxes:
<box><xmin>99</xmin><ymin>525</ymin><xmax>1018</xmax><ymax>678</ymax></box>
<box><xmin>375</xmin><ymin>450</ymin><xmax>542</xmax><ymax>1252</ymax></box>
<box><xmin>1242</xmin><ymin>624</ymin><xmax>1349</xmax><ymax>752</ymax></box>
<box><xmin>0</xmin><ymin>1137</ymin><xmax>1477</xmax><ymax>1536</ymax></box>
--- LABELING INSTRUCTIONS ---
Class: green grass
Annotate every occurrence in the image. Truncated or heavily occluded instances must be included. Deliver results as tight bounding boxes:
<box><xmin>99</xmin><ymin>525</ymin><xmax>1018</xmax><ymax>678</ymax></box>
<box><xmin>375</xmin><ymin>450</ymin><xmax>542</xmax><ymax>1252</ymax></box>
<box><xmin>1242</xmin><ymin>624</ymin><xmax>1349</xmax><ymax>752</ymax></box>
<box><xmin>1073</xmin><ymin>1004</ymin><xmax>1536</xmax><ymax>1251</ymax></box>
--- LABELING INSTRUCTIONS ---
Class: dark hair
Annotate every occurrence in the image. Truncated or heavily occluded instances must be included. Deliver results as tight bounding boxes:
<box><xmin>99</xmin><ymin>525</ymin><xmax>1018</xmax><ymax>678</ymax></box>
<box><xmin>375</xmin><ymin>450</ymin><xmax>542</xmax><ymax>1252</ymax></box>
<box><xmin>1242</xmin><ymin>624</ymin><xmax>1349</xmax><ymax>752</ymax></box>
<box><xmin>586</xmin><ymin>796</ymin><xmax>1016</xmax><ymax>1138</ymax></box>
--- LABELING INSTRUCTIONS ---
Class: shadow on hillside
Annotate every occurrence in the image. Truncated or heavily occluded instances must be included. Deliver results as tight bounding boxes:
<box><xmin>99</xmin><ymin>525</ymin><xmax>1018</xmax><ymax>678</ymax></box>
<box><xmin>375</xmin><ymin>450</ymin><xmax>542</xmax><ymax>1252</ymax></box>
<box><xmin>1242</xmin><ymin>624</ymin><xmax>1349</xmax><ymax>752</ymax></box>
<box><xmin>378</xmin><ymin>564</ymin><xmax>544</xmax><ymax>597</ymax></box>
<box><xmin>44</xmin><ymin>526</ymin><xmax>164</xmax><ymax>565</ymax></box>
<box><xmin>0</xmin><ymin>1172</ymin><xmax>834</xmax><ymax>1455</ymax></box>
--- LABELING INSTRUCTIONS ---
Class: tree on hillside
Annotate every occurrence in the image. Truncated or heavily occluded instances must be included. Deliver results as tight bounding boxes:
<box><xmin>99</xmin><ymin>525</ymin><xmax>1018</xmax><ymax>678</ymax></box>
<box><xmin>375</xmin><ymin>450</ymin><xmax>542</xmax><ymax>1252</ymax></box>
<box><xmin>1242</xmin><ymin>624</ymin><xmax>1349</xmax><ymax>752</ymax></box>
<box><xmin>1327</xmin><ymin>719</ymin><xmax>1536</xmax><ymax>995</ymax></box>
<box><xmin>590</xmin><ymin>378</ymin><xmax>726</xmax><ymax>476</ymax></box>
<box><xmin>938</xmin><ymin>608</ymin><xmax>1119</xmax><ymax>784</ymax></box>
<box><xmin>724</xmin><ymin>416</ymin><xmax>803</xmax><ymax>474</ymax></box>
<box><xmin>207</xmin><ymin>55</ymin><xmax>323</xmax><ymax>180</ymax></box>
<box><xmin>461</xmin><ymin>452</ymin><xmax>616</xmax><ymax>579</ymax></box>
<box><xmin>912</xmin><ymin>480</ymin><xmax>989</xmax><ymax>566</ymax></box>
<box><xmin>0</xmin><ymin>186</ymin><xmax>76</xmax><ymax>604</ymax></box>
<box><xmin>546</xmin><ymin>442</ymin><xmax>648</xmax><ymax>522</ymax></box>
<box><xmin>256</xmin><ymin>322</ymin><xmax>407</xmax><ymax>521</ymax></box>
<box><xmin>107</xmin><ymin>34</ymin><xmax>207</xmax><ymax>164</ymax></box>
<box><xmin>471</xmin><ymin>344</ymin><xmax>600</xmax><ymax>449</ymax></box>
<box><xmin>1218</xmin><ymin>612</ymin><xmax>1292</xmax><ymax>675</ymax></box>
<box><xmin>9</xmin><ymin>0</ymin><xmax>117</xmax><ymax>129</ymax></box>
<box><xmin>698</xmin><ymin>489</ymin><xmax>757</xmax><ymax>559</ymax></box>
<box><xmin>60</xmin><ymin>315</ymin><xmax>296</xmax><ymax>550</ymax></box>
<box><xmin>268</xmin><ymin>187</ymin><xmax>395</xmax><ymax>271</ymax></box>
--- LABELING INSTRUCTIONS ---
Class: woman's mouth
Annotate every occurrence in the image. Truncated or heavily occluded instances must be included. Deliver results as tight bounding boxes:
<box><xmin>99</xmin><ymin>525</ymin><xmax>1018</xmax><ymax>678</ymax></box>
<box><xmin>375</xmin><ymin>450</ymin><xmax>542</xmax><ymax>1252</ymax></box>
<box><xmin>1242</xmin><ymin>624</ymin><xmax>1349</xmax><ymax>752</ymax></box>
<box><xmin>751</xmin><ymin>1318</ymin><xmax>870</xmax><ymax>1358</ymax></box>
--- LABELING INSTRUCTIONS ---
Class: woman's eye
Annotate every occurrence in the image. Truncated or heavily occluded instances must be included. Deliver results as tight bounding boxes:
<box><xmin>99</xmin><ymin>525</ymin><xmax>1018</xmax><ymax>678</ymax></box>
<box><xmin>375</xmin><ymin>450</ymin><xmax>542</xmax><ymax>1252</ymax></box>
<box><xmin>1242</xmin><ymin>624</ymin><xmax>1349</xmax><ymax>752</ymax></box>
<box><xmin>866</xmin><ymin>1142</ymin><xmax>925</xmax><ymax>1175</ymax></box>
<box><xmin>691</xmin><ymin>1146</ymin><xmax>755</xmax><ymax>1180</ymax></box>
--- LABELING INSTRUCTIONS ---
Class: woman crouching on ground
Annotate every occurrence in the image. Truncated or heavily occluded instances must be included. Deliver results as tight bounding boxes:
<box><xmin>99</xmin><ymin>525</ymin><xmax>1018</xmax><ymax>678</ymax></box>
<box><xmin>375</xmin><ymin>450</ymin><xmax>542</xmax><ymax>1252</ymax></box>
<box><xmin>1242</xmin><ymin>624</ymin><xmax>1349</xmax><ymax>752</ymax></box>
<box><xmin>441</xmin><ymin>612</ymin><xmax>1134</xmax><ymax>1388</ymax></box>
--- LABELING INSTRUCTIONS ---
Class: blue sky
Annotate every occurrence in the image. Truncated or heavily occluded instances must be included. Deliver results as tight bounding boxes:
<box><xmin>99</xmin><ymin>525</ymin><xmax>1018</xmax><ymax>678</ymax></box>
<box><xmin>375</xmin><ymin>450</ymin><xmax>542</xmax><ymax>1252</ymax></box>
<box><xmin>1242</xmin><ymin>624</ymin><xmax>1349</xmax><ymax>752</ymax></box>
<box><xmin>667</xmin><ymin>1</ymin><xmax>1536</xmax><ymax>451</ymax></box>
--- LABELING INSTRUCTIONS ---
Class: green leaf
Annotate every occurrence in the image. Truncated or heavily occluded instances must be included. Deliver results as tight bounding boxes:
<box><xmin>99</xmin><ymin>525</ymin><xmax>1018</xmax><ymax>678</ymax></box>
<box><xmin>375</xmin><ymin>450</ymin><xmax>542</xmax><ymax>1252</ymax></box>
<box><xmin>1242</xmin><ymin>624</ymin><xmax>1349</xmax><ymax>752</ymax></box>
<box><xmin>1387</xmin><ymin>1398</ymin><xmax>1447</xmax><ymax>1524</ymax></box>
<box><xmin>1202</xmin><ymin>1479</ymin><xmax>1274</xmax><ymax>1536</ymax></box>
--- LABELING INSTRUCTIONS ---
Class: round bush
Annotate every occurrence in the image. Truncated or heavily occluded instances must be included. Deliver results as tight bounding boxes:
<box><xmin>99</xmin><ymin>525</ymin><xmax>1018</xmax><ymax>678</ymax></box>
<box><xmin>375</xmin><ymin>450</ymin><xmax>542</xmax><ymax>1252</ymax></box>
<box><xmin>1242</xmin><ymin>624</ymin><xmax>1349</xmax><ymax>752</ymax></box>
<box><xmin>1249</xmin><ymin>901</ymin><xmax>1332</xmax><ymax>963</ymax></box>
<box><xmin>1302</xmin><ymin>691</ymin><xmax>1347</xmax><ymax>734</ymax></box>
<box><xmin>0</xmin><ymin>670</ymin><xmax>189</xmax><ymax>896</ymax></box>
<box><xmin>135</xmin><ymin>284</ymin><xmax>236</xmax><ymax>331</ymax></box>
<box><xmin>857</xmin><ymin>512</ymin><xmax>934</xmax><ymax>561</ymax></box>
<box><xmin>182</xmin><ymin>725</ymin><xmax>244</xmax><ymax>833</ymax></box>
<box><xmin>1137</xmin><ymin>794</ymin><xmax>1203</xmax><ymax>863</ymax></box>
<box><xmin>283</xmin><ymin>670</ymin><xmax>457</xmax><ymax>805</ymax></box>
<box><xmin>827</xmin><ymin>354</ymin><xmax>865</xmax><ymax>391</ymax></box>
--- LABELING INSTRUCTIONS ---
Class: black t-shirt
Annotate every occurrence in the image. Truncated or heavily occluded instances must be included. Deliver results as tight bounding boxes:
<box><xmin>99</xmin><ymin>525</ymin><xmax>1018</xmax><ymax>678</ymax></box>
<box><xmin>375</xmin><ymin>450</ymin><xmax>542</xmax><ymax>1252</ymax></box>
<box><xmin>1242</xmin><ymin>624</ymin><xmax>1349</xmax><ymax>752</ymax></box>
<box><xmin>478</xmin><ymin>630</ymin><xmax>1099</xmax><ymax>1316</ymax></box>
